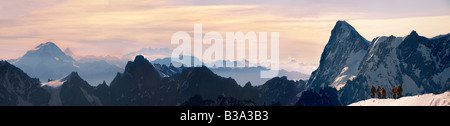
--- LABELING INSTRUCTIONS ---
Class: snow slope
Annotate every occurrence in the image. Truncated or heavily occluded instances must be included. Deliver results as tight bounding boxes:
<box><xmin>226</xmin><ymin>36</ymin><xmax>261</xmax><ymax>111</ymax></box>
<box><xmin>349</xmin><ymin>91</ymin><xmax>450</xmax><ymax>106</ymax></box>
<box><xmin>331</xmin><ymin>49</ymin><xmax>366</xmax><ymax>90</ymax></box>
<box><xmin>41</xmin><ymin>78</ymin><xmax>67</xmax><ymax>88</ymax></box>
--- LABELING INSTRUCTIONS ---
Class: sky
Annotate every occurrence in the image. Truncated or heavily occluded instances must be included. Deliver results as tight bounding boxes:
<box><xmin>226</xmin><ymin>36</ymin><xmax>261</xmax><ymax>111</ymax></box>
<box><xmin>0</xmin><ymin>0</ymin><xmax>449</xmax><ymax>74</ymax></box>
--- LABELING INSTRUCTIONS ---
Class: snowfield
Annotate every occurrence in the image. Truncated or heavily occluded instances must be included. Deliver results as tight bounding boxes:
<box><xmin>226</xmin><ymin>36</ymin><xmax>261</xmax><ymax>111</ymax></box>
<box><xmin>41</xmin><ymin>79</ymin><xmax>66</xmax><ymax>88</ymax></box>
<box><xmin>349</xmin><ymin>91</ymin><xmax>450</xmax><ymax>106</ymax></box>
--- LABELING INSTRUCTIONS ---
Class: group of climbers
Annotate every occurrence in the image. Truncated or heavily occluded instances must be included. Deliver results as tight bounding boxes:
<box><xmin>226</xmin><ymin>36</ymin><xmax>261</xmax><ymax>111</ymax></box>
<box><xmin>370</xmin><ymin>85</ymin><xmax>387</xmax><ymax>98</ymax></box>
<box><xmin>370</xmin><ymin>85</ymin><xmax>403</xmax><ymax>99</ymax></box>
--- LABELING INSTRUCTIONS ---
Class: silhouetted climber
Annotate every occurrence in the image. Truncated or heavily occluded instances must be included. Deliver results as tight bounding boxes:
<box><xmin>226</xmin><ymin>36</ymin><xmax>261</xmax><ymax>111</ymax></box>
<box><xmin>377</xmin><ymin>86</ymin><xmax>381</xmax><ymax>98</ymax></box>
<box><xmin>379</xmin><ymin>87</ymin><xmax>383</xmax><ymax>98</ymax></box>
<box><xmin>397</xmin><ymin>85</ymin><xmax>403</xmax><ymax>98</ymax></box>
<box><xmin>392</xmin><ymin>86</ymin><xmax>398</xmax><ymax>99</ymax></box>
<box><xmin>370</xmin><ymin>85</ymin><xmax>376</xmax><ymax>98</ymax></box>
<box><xmin>382</xmin><ymin>88</ymin><xmax>387</xmax><ymax>99</ymax></box>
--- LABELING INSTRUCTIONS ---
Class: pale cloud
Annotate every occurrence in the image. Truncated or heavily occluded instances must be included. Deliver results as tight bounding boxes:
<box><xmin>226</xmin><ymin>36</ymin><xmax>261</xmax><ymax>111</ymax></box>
<box><xmin>281</xmin><ymin>56</ymin><xmax>318</xmax><ymax>74</ymax></box>
<box><xmin>350</xmin><ymin>16</ymin><xmax>450</xmax><ymax>40</ymax></box>
<box><xmin>123</xmin><ymin>47</ymin><xmax>173</xmax><ymax>61</ymax></box>
<box><xmin>0</xmin><ymin>0</ymin><xmax>66</xmax><ymax>19</ymax></box>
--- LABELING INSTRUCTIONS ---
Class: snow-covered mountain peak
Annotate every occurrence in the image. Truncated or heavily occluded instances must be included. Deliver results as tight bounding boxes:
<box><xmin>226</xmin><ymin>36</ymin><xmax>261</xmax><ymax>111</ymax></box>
<box><xmin>30</xmin><ymin>42</ymin><xmax>67</xmax><ymax>57</ymax></box>
<box><xmin>334</xmin><ymin>20</ymin><xmax>356</xmax><ymax>33</ymax></box>
<box><xmin>12</xmin><ymin>42</ymin><xmax>77</xmax><ymax>82</ymax></box>
<box><xmin>35</xmin><ymin>42</ymin><xmax>57</xmax><ymax>49</ymax></box>
<box><xmin>11</xmin><ymin>42</ymin><xmax>123</xmax><ymax>86</ymax></box>
<box><xmin>19</xmin><ymin>41</ymin><xmax>74</xmax><ymax>63</ymax></box>
<box><xmin>327</xmin><ymin>20</ymin><xmax>370</xmax><ymax>53</ymax></box>
<box><xmin>307</xmin><ymin>21</ymin><xmax>369</xmax><ymax>90</ymax></box>
<box><xmin>64</xmin><ymin>48</ymin><xmax>74</xmax><ymax>57</ymax></box>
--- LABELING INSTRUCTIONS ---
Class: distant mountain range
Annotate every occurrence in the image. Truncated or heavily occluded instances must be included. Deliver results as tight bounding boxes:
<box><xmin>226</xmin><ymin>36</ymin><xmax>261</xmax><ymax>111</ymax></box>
<box><xmin>6</xmin><ymin>42</ymin><xmax>309</xmax><ymax>86</ymax></box>
<box><xmin>0</xmin><ymin>55</ymin><xmax>305</xmax><ymax>106</ymax></box>
<box><xmin>108</xmin><ymin>55</ymin><xmax>306</xmax><ymax>106</ymax></box>
<box><xmin>150</xmin><ymin>56</ymin><xmax>309</xmax><ymax>86</ymax></box>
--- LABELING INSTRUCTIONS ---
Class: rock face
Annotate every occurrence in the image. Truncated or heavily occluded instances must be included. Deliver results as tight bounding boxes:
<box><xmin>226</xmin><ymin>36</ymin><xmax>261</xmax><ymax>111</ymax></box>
<box><xmin>307</xmin><ymin>21</ymin><xmax>370</xmax><ymax>90</ymax></box>
<box><xmin>296</xmin><ymin>87</ymin><xmax>341</xmax><ymax>106</ymax></box>
<box><xmin>0</xmin><ymin>60</ymin><xmax>111</xmax><ymax>106</ymax></box>
<box><xmin>109</xmin><ymin>55</ymin><xmax>162</xmax><ymax>106</ymax></box>
<box><xmin>0</xmin><ymin>61</ymin><xmax>50</xmax><ymax>106</ymax></box>
<box><xmin>41</xmin><ymin>72</ymin><xmax>105</xmax><ymax>106</ymax></box>
<box><xmin>256</xmin><ymin>77</ymin><xmax>306</xmax><ymax>106</ymax></box>
<box><xmin>109</xmin><ymin>55</ymin><xmax>251</xmax><ymax>106</ymax></box>
<box><xmin>58</xmin><ymin>72</ymin><xmax>103</xmax><ymax>106</ymax></box>
<box><xmin>153</xmin><ymin>63</ymin><xmax>185</xmax><ymax>78</ymax></box>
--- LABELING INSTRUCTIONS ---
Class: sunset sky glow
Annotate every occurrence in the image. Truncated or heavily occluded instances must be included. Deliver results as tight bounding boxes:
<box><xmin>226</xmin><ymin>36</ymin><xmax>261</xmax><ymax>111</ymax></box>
<box><xmin>0</xmin><ymin>0</ymin><xmax>449</xmax><ymax>74</ymax></box>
